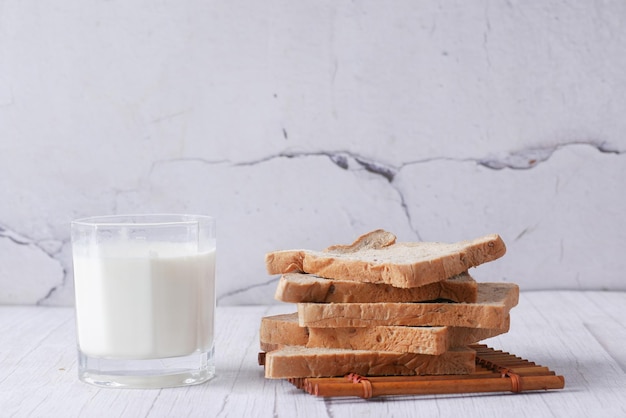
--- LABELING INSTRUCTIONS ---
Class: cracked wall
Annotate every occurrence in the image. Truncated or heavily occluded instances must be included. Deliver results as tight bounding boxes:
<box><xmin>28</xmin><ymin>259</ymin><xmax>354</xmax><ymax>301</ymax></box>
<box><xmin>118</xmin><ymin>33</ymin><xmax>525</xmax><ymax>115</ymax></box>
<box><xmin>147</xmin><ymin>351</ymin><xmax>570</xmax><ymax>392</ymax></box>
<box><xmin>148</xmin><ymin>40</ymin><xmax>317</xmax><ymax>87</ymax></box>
<box><xmin>1</xmin><ymin>1</ymin><xmax>625</xmax><ymax>305</ymax></box>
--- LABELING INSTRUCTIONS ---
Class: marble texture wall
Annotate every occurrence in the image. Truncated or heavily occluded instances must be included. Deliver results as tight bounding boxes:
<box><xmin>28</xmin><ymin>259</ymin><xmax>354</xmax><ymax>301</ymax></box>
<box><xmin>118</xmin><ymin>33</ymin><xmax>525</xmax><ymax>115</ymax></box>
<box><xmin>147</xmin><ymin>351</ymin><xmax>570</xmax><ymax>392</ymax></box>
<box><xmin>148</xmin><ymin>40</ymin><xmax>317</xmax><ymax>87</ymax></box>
<box><xmin>1</xmin><ymin>1</ymin><xmax>624</xmax><ymax>306</ymax></box>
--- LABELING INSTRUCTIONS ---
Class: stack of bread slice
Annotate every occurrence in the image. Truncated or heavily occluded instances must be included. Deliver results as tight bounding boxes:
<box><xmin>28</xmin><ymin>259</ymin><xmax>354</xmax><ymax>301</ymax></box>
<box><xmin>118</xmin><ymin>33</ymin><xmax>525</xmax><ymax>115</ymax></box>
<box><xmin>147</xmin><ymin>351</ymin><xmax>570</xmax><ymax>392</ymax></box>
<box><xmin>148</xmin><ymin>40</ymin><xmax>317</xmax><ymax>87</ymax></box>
<box><xmin>260</xmin><ymin>230</ymin><xmax>519</xmax><ymax>379</ymax></box>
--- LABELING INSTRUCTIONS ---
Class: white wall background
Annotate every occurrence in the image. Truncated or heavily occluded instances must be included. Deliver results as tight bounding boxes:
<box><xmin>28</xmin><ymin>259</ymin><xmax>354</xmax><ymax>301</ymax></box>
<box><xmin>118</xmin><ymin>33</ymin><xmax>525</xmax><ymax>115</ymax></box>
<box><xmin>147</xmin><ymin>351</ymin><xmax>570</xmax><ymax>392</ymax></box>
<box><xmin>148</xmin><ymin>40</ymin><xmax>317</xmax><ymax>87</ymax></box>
<box><xmin>1</xmin><ymin>0</ymin><xmax>624</xmax><ymax>306</ymax></box>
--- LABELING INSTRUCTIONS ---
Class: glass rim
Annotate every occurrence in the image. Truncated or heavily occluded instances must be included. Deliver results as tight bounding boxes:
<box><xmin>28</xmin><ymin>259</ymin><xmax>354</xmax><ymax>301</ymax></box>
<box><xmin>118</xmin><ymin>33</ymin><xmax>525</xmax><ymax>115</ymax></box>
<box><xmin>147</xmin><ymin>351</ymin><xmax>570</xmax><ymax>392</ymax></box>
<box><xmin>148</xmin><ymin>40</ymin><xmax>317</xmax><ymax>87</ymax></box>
<box><xmin>71</xmin><ymin>213</ymin><xmax>215</xmax><ymax>228</ymax></box>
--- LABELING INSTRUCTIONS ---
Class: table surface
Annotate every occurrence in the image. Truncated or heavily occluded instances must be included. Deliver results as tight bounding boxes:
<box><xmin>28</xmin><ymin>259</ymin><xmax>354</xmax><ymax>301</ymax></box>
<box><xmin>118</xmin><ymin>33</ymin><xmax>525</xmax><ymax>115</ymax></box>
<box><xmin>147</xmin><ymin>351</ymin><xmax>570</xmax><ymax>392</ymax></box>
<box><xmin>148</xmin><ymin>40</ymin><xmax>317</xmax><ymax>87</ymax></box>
<box><xmin>1</xmin><ymin>290</ymin><xmax>625</xmax><ymax>418</ymax></box>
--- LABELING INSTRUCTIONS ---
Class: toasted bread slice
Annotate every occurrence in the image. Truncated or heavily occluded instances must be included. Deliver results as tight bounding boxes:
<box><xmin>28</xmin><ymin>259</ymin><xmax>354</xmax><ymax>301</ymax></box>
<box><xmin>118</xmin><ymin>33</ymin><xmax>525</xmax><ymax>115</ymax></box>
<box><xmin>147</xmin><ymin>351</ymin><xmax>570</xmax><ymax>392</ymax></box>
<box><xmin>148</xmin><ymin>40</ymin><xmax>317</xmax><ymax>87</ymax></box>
<box><xmin>265</xmin><ymin>230</ymin><xmax>506</xmax><ymax>288</ymax></box>
<box><xmin>263</xmin><ymin>346</ymin><xmax>476</xmax><ymax>378</ymax></box>
<box><xmin>260</xmin><ymin>312</ymin><xmax>509</xmax><ymax>355</ymax></box>
<box><xmin>297</xmin><ymin>282</ymin><xmax>519</xmax><ymax>329</ymax></box>
<box><xmin>274</xmin><ymin>271</ymin><xmax>478</xmax><ymax>303</ymax></box>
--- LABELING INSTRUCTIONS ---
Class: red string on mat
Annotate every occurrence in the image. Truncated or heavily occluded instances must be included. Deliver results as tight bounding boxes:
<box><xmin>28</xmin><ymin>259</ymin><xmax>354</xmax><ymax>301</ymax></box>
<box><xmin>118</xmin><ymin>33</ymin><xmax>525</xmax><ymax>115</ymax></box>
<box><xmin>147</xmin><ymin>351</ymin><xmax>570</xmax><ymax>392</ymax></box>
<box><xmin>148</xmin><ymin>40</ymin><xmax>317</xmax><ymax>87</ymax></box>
<box><xmin>477</xmin><ymin>358</ymin><xmax>522</xmax><ymax>393</ymax></box>
<box><xmin>345</xmin><ymin>373</ymin><xmax>373</xmax><ymax>399</ymax></box>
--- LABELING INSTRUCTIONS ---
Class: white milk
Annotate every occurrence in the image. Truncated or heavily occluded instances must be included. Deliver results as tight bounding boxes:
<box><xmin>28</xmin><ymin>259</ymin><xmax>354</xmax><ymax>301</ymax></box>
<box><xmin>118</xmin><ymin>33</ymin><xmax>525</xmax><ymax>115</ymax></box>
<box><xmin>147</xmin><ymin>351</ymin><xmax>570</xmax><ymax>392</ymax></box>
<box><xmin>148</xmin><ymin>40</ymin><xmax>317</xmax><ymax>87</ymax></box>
<box><xmin>73</xmin><ymin>242</ymin><xmax>215</xmax><ymax>360</ymax></box>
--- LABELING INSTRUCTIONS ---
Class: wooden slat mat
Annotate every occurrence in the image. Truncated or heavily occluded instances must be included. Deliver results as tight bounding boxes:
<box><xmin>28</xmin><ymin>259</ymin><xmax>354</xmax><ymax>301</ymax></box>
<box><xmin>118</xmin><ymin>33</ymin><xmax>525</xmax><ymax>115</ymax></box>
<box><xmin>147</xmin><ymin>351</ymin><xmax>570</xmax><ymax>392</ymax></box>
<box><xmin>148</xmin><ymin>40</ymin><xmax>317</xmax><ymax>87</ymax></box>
<box><xmin>259</xmin><ymin>344</ymin><xmax>565</xmax><ymax>399</ymax></box>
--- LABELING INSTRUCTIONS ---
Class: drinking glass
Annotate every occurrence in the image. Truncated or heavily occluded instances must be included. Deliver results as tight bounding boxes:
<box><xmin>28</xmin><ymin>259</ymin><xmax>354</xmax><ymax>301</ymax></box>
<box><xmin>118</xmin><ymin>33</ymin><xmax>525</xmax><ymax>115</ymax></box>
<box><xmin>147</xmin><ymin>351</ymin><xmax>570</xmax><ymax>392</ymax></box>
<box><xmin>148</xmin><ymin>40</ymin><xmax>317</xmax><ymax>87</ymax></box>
<box><xmin>71</xmin><ymin>214</ymin><xmax>216</xmax><ymax>388</ymax></box>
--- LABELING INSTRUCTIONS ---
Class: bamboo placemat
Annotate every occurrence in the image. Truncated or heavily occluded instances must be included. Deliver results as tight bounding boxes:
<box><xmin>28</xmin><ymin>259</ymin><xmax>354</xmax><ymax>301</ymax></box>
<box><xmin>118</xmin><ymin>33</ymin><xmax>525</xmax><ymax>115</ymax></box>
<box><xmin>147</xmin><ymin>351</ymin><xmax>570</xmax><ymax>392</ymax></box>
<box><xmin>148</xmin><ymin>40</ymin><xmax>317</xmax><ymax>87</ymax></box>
<box><xmin>259</xmin><ymin>344</ymin><xmax>565</xmax><ymax>399</ymax></box>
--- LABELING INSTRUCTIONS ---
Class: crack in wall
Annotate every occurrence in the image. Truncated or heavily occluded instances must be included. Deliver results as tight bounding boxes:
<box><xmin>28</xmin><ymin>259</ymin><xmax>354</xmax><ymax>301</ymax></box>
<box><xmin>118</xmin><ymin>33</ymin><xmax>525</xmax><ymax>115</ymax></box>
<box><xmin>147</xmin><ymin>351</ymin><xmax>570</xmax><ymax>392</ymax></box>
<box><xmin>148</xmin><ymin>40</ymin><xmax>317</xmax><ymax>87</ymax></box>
<box><xmin>390</xmin><ymin>181</ymin><xmax>422</xmax><ymax>241</ymax></box>
<box><xmin>34</xmin><ymin>238</ymin><xmax>70</xmax><ymax>305</ymax></box>
<box><xmin>0</xmin><ymin>223</ymin><xmax>69</xmax><ymax>305</ymax></box>
<box><xmin>231</xmin><ymin>150</ymin><xmax>400</xmax><ymax>182</ymax></box>
<box><xmin>477</xmin><ymin>141</ymin><xmax>622</xmax><ymax>170</ymax></box>
<box><xmin>149</xmin><ymin>157</ymin><xmax>230</xmax><ymax>177</ymax></box>
<box><xmin>0</xmin><ymin>226</ymin><xmax>31</xmax><ymax>245</ymax></box>
<box><xmin>216</xmin><ymin>276</ymin><xmax>280</xmax><ymax>305</ymax></box>
<box><xmin>151</xmin><ymin>140</ymin><xmax>622</xmax><ymax>184</ymax></box>
<box><xmin>236</xmin><ymin>139</ymin><xmax>624</xmax><ymax>179</ymax></box>
<box><xmin>395</xmin><ymin>141</ymin><xmax>623</xmax><ymax>172</ymax></box>
<box><xmin>354</xmin><ymin>157</ymin><xmax>396</xmax><ymax>182</ymax></box>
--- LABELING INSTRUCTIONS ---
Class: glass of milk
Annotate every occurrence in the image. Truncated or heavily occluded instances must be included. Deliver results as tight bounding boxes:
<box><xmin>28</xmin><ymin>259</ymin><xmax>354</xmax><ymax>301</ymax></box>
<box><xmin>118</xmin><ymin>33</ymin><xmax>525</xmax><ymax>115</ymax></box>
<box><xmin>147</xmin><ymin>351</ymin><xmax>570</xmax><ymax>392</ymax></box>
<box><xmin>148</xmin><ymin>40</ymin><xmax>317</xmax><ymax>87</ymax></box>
<box><xmin>71</xmin><ymin>214</ymin><xmax>216</xmax><ymax>388</ymax></box>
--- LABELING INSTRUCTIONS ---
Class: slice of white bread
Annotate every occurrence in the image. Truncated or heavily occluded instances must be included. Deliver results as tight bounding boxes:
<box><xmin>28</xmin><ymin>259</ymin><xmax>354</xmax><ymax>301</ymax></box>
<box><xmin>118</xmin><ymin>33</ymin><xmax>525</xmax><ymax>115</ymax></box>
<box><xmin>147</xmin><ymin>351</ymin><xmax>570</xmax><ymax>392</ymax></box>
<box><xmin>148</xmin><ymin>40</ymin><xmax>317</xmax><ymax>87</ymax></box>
<box><xmin>264</xmin><ymin>346</ymin><xmax>476</xmax><ymax>378</ymax></box>
<box><xmin>260</xmin><ymin>312</ymin><xmax>509</xmax><ymax>355</ymax></box>
<box><xmin>297</xmin><ymin>282</ymin><xmax>519</xmax><ymax>329</ymax></box>
<box><xmin>274</xmin><ymin>271</ymin><xmax>478</xmax><ymax>303</ymax></box>
<box><xmin>260</xmin><ymin>313</ymin><xmax>309</xmax><ymax>351</ymax></box>
<box><xmin>265</xmin><ymin>230</ymin><xmax>506</xmax><ymax>288</ymax></box>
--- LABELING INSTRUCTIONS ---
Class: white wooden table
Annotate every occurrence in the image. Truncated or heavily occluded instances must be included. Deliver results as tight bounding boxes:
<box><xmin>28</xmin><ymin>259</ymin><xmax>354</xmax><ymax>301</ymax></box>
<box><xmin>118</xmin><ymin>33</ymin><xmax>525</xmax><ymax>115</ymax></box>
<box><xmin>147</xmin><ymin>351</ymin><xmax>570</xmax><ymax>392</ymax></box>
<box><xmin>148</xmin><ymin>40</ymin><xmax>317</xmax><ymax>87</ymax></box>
<box><xmin>1</xmin><ymin>291</ymin><xmax>625</xmax><ymax>417</ymax></box>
